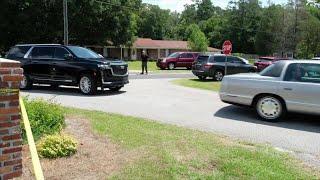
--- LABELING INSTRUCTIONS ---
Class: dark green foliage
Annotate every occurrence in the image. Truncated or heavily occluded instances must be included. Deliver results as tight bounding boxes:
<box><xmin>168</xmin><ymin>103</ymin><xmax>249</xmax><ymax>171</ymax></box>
<box><xmin>0</xmin><ymin>0</ymin><xmax>320</xmax><ymax>58</ymax></box>
<box><xmin>186</xmin><ymin>24</ymin><xmax>208</xmax><ymax>52</ymax></box>
<box><xmin>22</xmin><ymin>98</ymin><xmax>65</xmax><ymax>142</ymax></box>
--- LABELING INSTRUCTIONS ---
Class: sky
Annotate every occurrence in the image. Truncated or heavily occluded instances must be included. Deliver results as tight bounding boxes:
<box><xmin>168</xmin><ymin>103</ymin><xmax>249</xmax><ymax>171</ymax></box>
<box><xmin>142</xmin><ymin>0</ymin><xmax>289</xmax><ymax>12</ymax></box>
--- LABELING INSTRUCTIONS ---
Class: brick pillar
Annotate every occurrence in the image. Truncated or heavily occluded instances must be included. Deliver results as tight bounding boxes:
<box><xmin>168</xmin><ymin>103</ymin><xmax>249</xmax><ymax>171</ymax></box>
<box><xmin>0</xmin><ymin>58</ymin><xmax>23</xmax><ymax>180</ymax></box>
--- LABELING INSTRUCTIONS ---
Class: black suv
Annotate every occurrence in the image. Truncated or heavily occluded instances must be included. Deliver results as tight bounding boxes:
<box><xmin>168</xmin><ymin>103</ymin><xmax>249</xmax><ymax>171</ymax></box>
<box><xmin>192</xmin><ymin>54</ymin><xmax>256</xmax><ymax>81</ymax></box>
<box><xmin>6</xmin><ymin>44</ymin><xmax>129</xmax><ymax>95</ymax></box>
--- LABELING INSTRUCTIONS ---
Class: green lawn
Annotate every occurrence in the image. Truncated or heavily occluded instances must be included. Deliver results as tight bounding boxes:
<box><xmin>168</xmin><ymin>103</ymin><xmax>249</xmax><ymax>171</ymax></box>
<box><xmin>173</xmin><ymin>78</ymin><xmax>221</xmax><ymax>92</ymax></box>
<box><xmin>65</xmin><ymin>108</ymin><xmax>318</xmax><ymax>179</ymax></box>
<box><xmin>127</xmin><ymin>61</ymin><xmax>189</xmax><ymax>73</ymax></box>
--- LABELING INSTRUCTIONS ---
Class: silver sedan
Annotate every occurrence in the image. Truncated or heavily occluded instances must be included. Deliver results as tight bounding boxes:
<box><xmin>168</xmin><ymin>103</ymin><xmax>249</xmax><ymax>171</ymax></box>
<box><xmin>219</xmin><ymin>60</ymin><xmax>320</xmax><ymax>122</ymax></box>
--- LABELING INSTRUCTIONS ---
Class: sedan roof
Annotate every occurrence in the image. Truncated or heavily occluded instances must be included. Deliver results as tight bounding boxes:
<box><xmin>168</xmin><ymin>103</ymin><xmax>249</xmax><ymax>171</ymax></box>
<box><xmin>280</xmin><ymin>60</ymin><xmax>320</xmax><ymax>64</ymax></box>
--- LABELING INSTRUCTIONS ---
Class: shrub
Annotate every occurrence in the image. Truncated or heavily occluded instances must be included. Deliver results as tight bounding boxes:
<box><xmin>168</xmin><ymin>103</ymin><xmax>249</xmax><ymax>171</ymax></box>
<box><xmin>22</xmin><ymin>98</ymin><xmax>65</xmax><ymax>141</ymax></box>
<box><xmin>37</xmin><ymin>134</ymin><xmax>77</xmax><ymax>158</ymax></box>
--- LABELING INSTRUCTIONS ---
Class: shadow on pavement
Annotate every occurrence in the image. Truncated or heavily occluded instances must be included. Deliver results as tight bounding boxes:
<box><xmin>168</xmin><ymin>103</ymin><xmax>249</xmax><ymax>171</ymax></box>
<box><xmin>214</xmin><ymin>105</ymin><xmax>320</xmax><ymax>133</ymax></box>
<box><xmin>22</xmin><ymin>85</ymin><xmax>126</xmax><ymax>97</ymax></box>
<box><xmin>189</xmin><ymin>79</ymin><xmax>216</xmax><ymax>82</ymax></box>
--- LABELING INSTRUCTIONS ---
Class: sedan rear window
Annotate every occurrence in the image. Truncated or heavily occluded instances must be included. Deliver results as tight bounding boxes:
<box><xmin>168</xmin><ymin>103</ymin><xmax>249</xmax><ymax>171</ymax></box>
<box><xmin>260</xmin><ymin>61</ymin><xmax>286</xmax><ymax>77</ymax></box>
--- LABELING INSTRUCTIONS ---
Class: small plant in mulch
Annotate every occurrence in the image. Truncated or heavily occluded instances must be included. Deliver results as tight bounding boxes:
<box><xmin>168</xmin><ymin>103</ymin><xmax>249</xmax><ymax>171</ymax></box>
<box><xmin>37</xmin><ymin>134</ymin><xmax>77</xmax><ymax>159</ymax></box>
<box><xmin>22</xmin><ymin>97</ymin><xmax>65</xmax><ymax>141</ymax></box>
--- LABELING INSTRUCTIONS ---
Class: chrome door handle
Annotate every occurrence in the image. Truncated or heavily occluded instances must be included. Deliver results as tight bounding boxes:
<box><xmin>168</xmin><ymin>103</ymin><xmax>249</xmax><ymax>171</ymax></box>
<box><xmin>284</xmin><ymin>88</ymin><xmax>293</xmax><ymax>91</ymax></box>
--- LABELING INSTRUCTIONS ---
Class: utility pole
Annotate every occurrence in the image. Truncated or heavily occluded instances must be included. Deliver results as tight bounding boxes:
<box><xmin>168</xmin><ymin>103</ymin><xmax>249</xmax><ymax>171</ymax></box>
<box><xmin>63</xmin><ymin>0</ymin><xmax>69</xmax><ymax>45</ymax></box>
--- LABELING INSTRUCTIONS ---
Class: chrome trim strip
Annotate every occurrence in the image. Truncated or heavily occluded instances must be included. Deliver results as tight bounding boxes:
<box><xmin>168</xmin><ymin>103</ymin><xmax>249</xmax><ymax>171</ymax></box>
<box><xmin>34</xmin><ymin>78</ymin><xmax>72</xmax><ymax>82</ymax></box>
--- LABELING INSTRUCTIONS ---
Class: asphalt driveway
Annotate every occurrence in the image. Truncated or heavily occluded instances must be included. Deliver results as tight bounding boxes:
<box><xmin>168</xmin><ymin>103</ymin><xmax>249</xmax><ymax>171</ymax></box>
<box><xmin>22</xmin><ymin>78</ymin><xmax>320</xmax><ymax>167</ymax></box>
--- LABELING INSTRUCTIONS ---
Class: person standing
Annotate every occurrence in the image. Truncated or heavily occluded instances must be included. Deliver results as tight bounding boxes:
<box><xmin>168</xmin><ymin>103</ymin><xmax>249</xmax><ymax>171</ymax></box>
<box><xmin>141</xmin><ymin>50</ymin><xmax>149</xmax><ymax>75</ymax></box>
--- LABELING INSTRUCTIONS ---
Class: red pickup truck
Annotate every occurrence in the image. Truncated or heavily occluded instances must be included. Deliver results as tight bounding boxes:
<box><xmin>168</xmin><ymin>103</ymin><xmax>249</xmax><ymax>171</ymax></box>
<box><xmin>157</xmin><ymin>52</ymin><xmax>199</xmax><ymax>70</ymax></box>
<box><xmin>254</xmin><ymin>56</ymin><xmax>289</xmax><ymax>71</ymax></box>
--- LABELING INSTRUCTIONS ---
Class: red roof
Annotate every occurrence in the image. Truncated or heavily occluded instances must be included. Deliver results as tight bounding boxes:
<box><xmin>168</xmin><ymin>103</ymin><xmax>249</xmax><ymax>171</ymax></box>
<box><xmin>133</xmin><ymin>38</ymin><xmax>220</xmax><ymax>52</ymax></box>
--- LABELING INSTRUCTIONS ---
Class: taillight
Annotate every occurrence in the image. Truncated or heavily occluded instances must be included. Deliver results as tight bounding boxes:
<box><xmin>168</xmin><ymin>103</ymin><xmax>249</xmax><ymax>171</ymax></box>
<box><xmin>204</xmin><ymin>63</ymin><xmax>213</xmax><ymax>69</ymax></box>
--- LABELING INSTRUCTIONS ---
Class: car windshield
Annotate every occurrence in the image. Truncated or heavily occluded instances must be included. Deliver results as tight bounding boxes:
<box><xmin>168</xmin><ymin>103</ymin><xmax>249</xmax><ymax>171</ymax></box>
<box><xmin>260</xmin><ymin>61</ymin><xmax>286</xmax><ymax>77</ymax></box>
<box><xmin>68</xmin><ymin>46</ymin><xmax>102</xmax><ymax>59</ymax></box>
<box><xmin>168</xmin><ymin>52</ymin><xmax>179</xmax><ymax>58</ymax></box>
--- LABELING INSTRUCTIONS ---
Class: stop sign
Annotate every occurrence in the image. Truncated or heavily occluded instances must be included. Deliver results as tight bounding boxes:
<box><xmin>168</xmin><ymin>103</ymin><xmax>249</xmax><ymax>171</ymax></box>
<box><xmin>222</xmin><ymin>40</ymin><xmax>232</xmax><ymax>55</ymax></box>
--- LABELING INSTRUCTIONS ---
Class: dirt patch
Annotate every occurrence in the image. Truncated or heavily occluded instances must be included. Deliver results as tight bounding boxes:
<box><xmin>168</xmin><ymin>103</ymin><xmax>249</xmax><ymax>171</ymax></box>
<box><xmin>19</xmin><ymin>116</ymin><xmax>136</xmax><ymax>179</ymax></box>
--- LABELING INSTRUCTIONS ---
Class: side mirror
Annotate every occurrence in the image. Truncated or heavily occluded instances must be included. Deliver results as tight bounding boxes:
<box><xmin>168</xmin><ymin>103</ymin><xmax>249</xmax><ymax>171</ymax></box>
<box><xmin>64</xmin><ymin>54</ymin><xmax>73</xmax><ymax>60</ymax></box>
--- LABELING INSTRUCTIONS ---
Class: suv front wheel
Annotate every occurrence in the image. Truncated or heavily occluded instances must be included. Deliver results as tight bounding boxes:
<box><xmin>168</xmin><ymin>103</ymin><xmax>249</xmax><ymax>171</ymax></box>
<box><xmin>79</xmin><ymin>75</ymin><xmax>97</xmax><ymax>95</ymax></box>
<box><xmin>168</xmin><ymin>63</ymin><xmax>175</xmax><ymax>70</ymax></box>
<box><xmin>20</xmin><ymin>75</ymin><xmax>33</xmax><ymax>90</ymax></box>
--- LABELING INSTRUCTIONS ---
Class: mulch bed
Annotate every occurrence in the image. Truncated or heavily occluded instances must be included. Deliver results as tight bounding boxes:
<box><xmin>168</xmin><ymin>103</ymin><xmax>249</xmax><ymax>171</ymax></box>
<box><xmin>19</xmin><ymin>117</ymin><xmax>135</xmax><ymax>179</ymax></box>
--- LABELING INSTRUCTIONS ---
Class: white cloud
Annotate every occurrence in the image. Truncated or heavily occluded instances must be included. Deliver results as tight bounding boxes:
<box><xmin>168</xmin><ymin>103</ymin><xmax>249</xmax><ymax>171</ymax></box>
<box><xmin>143</xmin><ymin>0</ymin><xmax>193</xmax><ymax>12</ymax></box>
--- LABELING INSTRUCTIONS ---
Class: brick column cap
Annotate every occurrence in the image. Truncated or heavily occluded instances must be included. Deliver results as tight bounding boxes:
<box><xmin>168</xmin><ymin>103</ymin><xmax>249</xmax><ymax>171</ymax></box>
<box><xmin>0</xmin><ymin>58</ymin><xmax>21</xmax><ymax>68</ymax></box>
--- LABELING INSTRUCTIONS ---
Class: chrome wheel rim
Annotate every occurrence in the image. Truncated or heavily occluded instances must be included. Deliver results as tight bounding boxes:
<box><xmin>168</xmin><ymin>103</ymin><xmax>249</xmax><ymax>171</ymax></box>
<box><xmin>169</xmin><ymin>63</ymin><xmax>174</xmax><ymax>70</ymax></box>
<box><xmin>80</xmin><ymin>77</ymin><xmax>91</xmax><ymax>94</ymax></box>
<box><xmin>20</xmin><ymin>76</ymin><xmax>27</xmax><ymax>89</ymax></box>
<box><xmin>215</xmin><ymin>71</ymin><xmax>224</xmax><ymax>81</ymax></box>
<box><xmin>257</xmin><ymin>97</ymin><xmax>282</xmax><ymax>119</ymax></box>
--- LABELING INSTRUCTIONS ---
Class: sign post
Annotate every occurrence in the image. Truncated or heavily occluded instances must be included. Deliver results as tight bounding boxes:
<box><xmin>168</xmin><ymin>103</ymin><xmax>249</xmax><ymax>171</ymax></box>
<box><xmin>222</xmin><ymin>40</ymin><xmax>232</xmax><ymax>76</ymax></box>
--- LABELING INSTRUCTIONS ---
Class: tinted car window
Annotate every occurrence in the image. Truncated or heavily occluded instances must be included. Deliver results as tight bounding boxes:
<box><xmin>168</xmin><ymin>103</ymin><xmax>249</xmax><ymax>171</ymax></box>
<box><xmin>180</xmin><ymin>53</ymin><xmax>188</xmax><ymax>58</ymax></box>
<box><xmin>213</xmin><ymin>56</ymin><xmax>225</xmax><ymax>63</ymax></box>
<box><xmin>196</xmin><ymin>56</ymin><xmax>209</xmax><ymax>63</ymax></box>
<box><xmin>186</xmin><ymin>53</ymin><xmax>193</xmax><ymax>58</ymax></box>
<box><xmin>260</xmin><ymin>62</ymin><xmax>285</xmax><ymax>77</ymax></box>
<box><xmin>31</xmin><ymin>47</ymin><xmax>55</xmax><ymax>59</ymax></box>
<box><xmin>6</xmin><ymin>46</ymin><xmax>31</xmax><ymax>59</ymax></box>
<box><xmin>232</xmin><ymin>57</ymin><xmax>244</xmax><ymax>64</ymax></box>
<box><xmin>260</xmin><ymin>61</ymin><xmax>285</xmax><ymax>77</ymax></box>
<box><xmin>68</xmin><ymin>46</ymin><xmax>101</xmax><ymax>59</ymax></box>
<box><xmin>54</xmin><ymin>47</ymin><xmax>70</xmax><ymax>59</ymax></box>
<box><xmin>227</xmin><ymin>56</ymin><xmax>240</xmax><ymax>63</ymax></box>
<box><xmin>284</xmin><ymin>63</ymin><xmax>320</xmax><ymax>83</ymax></box>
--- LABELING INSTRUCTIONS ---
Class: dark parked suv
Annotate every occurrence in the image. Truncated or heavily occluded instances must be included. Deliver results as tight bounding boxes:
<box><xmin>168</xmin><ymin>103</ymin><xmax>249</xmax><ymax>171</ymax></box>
<box><xmin>192</xmin><ymin>54</ymin><xmax>256</xmax><ymax>81</ymax></box>
<box><xmin>6</xmin><ymin>44</ymin><xmax>129</xmax><ymax>95</ymax></box>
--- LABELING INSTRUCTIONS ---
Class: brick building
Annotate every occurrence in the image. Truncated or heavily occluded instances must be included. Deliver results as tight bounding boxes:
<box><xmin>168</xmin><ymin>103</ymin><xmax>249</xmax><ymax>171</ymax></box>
<box><xmin>87</xmin><ymin>38</ymin><xmax>221</xmax><ymax>60</ymax></box>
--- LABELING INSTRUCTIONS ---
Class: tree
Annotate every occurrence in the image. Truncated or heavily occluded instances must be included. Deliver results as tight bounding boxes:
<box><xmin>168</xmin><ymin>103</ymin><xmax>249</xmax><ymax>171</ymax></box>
<box><xmin>223</xmin><ymin>0</ymin><xmax>262</xmax><ymax>54</ymax></box>
<box><xmin>255</xmin><ymin>4</ymin><xmax>284</xmax><ymax>55</ymax></box>
<box><xmin>199</xmin><ymin>16</ymin><xmax>225</xmax><ymax>48</ymax></box>
<box><xmin>187</xmin><ymin>24</ymin><xmax>208</xmax><ymax>52</ymax></box>
<box><xmin>195</xmin><ymin>0</ymin><xmax>214</xmax><ymax>21</ymax></box>
<box><xmin>296</xmin><ymin>9</ymin><xmax>320</xmax><ymax>58</ymax></box>
<box><xmin>0</xmin><ymin>0</ymin><xmax>141</xmax><ymax>53</ymax></box>
<box><xmin>137</xmin><ymin>4</ymin><xmax>171</xmax><ymax>40</ymax></box>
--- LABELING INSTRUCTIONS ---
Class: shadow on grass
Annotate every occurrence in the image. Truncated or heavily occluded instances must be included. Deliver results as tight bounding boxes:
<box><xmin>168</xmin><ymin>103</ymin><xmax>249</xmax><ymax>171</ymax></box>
<box><xmin>188</xmin><ymin>78</ymin><xmax>216</xmax><ymax>82</ymax></box>
<box><xmin>214</xmin><ymin>105</ymin><xmax>320</xmax><ymax>133</ymax></box>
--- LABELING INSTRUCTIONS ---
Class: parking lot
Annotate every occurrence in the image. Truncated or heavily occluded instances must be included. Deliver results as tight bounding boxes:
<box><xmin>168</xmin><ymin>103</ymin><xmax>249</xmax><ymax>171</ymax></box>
<box><xmin>22</xmin><ymin>76</ymin><xmax>320</xmax><ymax>167</ymax></box>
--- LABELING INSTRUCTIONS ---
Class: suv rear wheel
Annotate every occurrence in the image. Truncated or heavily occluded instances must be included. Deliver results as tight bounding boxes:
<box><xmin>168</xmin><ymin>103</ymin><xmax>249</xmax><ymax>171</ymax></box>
<box><xmin>20</xmin><ymin>75</ymin><xmax>33</xmax><ymax>90</ymax></box>
<box><xmin>168</xmin><ymin>63</ymin><xmax>175</xmax><ymax>70</ymax></box>
<box><xmin>79</xmin><ymin>75</ymin><xmax>97</xmax><ymax>95</ymax></box>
